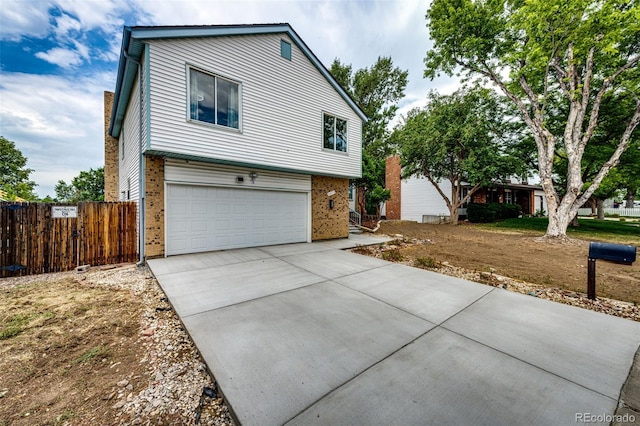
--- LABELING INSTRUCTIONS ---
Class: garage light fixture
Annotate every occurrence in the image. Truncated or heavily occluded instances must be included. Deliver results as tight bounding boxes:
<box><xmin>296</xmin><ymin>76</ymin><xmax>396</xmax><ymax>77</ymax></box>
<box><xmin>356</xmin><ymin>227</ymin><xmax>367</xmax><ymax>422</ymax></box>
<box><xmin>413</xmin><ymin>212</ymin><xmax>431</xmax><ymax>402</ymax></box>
<box><xmin>248</xmin><ymin>172</ymin><xmax>258</xmax><ymax>183</ymax></box>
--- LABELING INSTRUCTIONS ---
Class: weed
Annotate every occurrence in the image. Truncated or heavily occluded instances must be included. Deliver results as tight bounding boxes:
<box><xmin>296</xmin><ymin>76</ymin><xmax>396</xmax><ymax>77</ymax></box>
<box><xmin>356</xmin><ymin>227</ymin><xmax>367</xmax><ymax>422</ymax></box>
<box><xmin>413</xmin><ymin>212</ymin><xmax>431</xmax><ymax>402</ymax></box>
<box><xmin>73</xmin><ymin>346</ymin><xmax>108</xmax><ymax>365</ymax></box>
<box><xmin>351</xmin><ymin>245</ymin><xmax>372</xmax><ymax>255</ymax></box>
<box><xmin>543</xmin><ymin>275</ymin><xmax>553</xmax><ymax>285</ymax></box>
<box><xmin>387</xmin><ymin>238</ymin><xmax>407</xmax><ymax>246</ymax></box>
<box><xmin>54</xmin><ymin>410</ymin><xmax>76</xmax><ymax>425</ymax></box>
<box><xmin>0</xmin><ymin>313</ymin><xmax>34</xmax><ymax>340</ymax></box>
<box><xmin>381</xmin><ymin>249</ymin><xmax>404</xmax><ymax>262</ymax></box>
<box><xmin>414</xmin><ymin>257</ymin><xmax>440</xmax><ymax>269</ymax></box>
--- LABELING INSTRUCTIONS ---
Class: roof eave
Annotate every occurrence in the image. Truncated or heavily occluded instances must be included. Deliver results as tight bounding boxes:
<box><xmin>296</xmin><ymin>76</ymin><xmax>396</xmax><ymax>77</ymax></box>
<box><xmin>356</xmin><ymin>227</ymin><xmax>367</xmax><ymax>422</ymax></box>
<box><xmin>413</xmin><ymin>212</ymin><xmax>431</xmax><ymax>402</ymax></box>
<box><xmin>108</xmin><ymin>24</ymin><xmax>368</xmax><ymax>138</ymax></box>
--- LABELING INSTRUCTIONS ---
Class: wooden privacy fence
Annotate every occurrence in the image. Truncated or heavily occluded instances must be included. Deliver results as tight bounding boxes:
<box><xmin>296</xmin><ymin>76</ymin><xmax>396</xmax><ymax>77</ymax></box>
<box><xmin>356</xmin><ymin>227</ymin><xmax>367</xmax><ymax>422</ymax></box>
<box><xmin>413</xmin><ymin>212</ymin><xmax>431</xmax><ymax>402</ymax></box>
<box><xmin>1</xmin><ymin>202</ymin><xmax>138</xmax><ymax>278</ymax></box>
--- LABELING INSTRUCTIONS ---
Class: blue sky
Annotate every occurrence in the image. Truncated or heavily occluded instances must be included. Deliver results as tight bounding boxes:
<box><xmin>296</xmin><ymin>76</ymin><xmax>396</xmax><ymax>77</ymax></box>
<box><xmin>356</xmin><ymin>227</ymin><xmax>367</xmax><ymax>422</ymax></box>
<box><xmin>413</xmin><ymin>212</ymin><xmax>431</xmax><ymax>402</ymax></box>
<box><xmin>0</xmin><ymin>0</ymin><xmax>457</xmax><ymax>198</ymax></box>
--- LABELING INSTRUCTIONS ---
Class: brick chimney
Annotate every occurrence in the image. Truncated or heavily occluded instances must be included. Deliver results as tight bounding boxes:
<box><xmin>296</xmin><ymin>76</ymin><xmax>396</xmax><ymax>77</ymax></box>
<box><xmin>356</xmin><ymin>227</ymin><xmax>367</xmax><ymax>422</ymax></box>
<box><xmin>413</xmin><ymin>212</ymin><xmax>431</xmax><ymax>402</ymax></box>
<box><xmin>385</xmin><ymin>156</ymin><xmax>402</xmax><ymax>220</ymax></box>
<box><xmin>104</xmin><ymin>91</ymin><xmax>119</xmax><ymax>202</ymax></box>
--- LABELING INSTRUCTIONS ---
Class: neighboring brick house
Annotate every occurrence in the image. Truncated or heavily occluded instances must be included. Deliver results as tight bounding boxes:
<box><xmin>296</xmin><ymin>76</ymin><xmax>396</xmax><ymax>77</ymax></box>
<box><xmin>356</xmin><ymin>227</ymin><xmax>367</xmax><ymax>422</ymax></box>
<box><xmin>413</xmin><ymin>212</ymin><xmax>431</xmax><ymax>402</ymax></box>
<box><xmin>384</xmin><ymin>156</ymin><xmax>546</xmax><ymax>222</ymax></box>
<box><xmin>105</xmin><ymin>24</ymin><xmax>366</xmax><ymax>258</ymax></box>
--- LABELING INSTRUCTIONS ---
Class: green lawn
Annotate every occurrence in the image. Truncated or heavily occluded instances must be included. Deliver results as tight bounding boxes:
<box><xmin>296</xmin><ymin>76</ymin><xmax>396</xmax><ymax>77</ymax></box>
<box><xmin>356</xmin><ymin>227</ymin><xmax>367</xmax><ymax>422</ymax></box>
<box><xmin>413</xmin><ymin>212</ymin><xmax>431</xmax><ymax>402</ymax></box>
<box><xmin>483</xmin><ymin>217</ymin><xmax>640</xmax><ymax>245</ymax></box>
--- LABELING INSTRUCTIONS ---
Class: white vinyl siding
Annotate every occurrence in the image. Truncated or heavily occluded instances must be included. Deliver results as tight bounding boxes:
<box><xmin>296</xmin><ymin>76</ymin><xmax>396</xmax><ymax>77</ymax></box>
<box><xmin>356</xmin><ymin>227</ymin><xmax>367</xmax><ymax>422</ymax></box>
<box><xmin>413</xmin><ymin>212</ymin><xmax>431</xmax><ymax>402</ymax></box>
<box><xmin>401</xmin><ymin>176</ymin><xmax>452</xmax><ymax>222</ymax></box>
<box><xmin>119</xmin><ymin>72</ymin><xmax>142</xmax><ymax>203</ymax></box>
<box><xmin>164</xmin><ymin>159</ymin><xmax>311</xmax><ymax>192</ymax></box>
<box><xmin>146</xmin><ymin>34</ymin><xmax>362</xmax><ymax>178</ymax></box>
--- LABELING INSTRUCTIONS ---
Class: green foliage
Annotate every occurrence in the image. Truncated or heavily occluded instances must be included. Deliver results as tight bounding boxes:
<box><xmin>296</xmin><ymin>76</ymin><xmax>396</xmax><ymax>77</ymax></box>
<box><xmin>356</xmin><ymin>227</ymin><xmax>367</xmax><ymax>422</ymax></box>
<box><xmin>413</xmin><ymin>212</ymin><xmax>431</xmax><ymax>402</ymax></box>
<box><xmin>0</xmin><ymin>136</ymin><xmax>37</xmax><ymax>201</ymax></box>
<box><xmin>381</xmin><ymin>248</ymin><xmax>404</xmax><ymax>262</ymax></box>
<box><xmin>366</xmin><ymin>186</ymin><xmax>391</xmax><ymax>215</ymax></box>
<box><xmin>396</xmin><ymin>87</ymin><xmax>519</xmax><ymax>183</ymax></box>
<box><xmin>331</xmin><ymin>57</ymin><xmax>408</xmax><ymax>216</ymax></box>
<box><xmin>331</xmin><ymin>57</ymin><xmax>408</xmax><ymax>153</ymax></box>
<box><xmin>414</xmin><ymin>257</ymin><xmax>440</xmax><ymax>269</ymax></box>
<box><xmin>73</xmin><ymin>346</ymin><xmax>108</xmax><ymax>364</ymax></box>
<box><xmin>467</xmin><ymin>202</ymin><xmax>522</xmax><ymax>223</ymax></box>
<box><xmin>392</xmin><ymin>86</ymin><xmax>523</xmax><ymax>223</ymax></box>
<box><xmin>488</xmin><ymin>217</ymin><xmax>640</xmax><ymax>242</ymax></box>
<box><xmin>55</xmin><ymin>167</ymin><xmax>104</xmax><ymax>202</ymax></box>
<box><xmin>425</xmin><ymin>0</ymin><xmax>640</xmax><ymax>238</ymax></box>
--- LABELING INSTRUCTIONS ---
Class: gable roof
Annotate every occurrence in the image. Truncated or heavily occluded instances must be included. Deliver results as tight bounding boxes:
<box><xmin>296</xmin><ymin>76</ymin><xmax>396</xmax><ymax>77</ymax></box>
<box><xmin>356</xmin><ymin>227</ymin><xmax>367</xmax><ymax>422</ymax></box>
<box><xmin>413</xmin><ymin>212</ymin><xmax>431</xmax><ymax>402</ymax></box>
<box><xmin>108</xmin><ymin>23</ymin><xmax>367</xmax><ymax>137</ymax></box>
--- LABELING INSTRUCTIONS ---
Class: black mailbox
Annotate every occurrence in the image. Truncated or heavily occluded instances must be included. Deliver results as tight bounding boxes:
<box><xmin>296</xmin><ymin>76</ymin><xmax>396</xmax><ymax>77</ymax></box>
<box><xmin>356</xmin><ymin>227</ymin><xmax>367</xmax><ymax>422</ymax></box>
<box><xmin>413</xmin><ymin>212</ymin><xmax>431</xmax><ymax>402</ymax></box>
<box><xmin>588</xmin><ymin>242</ymin><xmax>636</xmax><ymax>265</ymax></box>
<box><xmin>587</xmin><ymin>242</ymin><xmax>637</xmax><ymax>300</ymax></box>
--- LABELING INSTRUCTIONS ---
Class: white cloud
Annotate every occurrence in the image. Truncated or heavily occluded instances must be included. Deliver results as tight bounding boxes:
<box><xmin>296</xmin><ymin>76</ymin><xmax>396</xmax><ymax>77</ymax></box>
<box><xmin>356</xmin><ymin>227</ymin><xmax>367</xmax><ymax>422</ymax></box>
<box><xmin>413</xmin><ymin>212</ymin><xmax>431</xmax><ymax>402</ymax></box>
<box><xmin>0</xmin><ymin>71</ymin><xmax>115</xmax><ymax>197</ymax></box>
<box><xmin>52</xmin><ymin>12</ymin><xmax>83</xmax><ymax>38</ymax></box>
<box><xmin>2</xmin><ymin>0</ymin><xmax>463</xmax><ymax>198</ymax></box>
<box><xmin>35</xmin><ymin>47</ymin><xmax>83</xmax><ymax>68</ymax></box>
<box><xmin>0</xmin><ymin>0</ymin><xmax>51</xmax><ymax>41</ymax></box>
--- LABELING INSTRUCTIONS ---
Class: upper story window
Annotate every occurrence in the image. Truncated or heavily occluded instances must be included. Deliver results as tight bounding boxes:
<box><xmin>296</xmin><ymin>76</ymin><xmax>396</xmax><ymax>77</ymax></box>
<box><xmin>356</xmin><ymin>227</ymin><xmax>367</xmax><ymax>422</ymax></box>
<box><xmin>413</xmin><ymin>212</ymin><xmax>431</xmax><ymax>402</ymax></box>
<box><xmin>323</xmin><ymin>113</ymin><xmax>347</xmax><ymax>153</ymax></box>
<box><xmin>188</xmin><ymin>67</ymin><xmax>240</xmax><ymax>129</ymax></box>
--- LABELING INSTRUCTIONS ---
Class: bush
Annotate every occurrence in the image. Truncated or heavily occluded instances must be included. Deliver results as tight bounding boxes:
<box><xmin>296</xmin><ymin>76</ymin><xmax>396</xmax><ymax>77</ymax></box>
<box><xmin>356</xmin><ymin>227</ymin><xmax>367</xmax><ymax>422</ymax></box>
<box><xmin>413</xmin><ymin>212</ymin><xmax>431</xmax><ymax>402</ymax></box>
<box><xmin>467</xmin><ymin>202</ymin><xmax>522</xmax><ymax>223</ymax></box>
<box><xmin>414</xmin><ymin>257</ymin><xmax>439</xmax><ymax>269</ymax></box>
<box><xmin>381</xmin><ymin>249</ymin><xmax>404</xmax><ymax>262</ymax></box>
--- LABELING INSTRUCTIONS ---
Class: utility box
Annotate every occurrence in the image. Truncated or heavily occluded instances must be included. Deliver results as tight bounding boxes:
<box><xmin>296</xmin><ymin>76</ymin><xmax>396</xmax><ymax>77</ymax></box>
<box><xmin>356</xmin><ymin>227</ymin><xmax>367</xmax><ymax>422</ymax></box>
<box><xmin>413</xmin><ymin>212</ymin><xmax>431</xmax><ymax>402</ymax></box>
<box><xmin>588</xmin><ymin>242</ymin><xmax>636</xmax><ymax>265</ymax></box>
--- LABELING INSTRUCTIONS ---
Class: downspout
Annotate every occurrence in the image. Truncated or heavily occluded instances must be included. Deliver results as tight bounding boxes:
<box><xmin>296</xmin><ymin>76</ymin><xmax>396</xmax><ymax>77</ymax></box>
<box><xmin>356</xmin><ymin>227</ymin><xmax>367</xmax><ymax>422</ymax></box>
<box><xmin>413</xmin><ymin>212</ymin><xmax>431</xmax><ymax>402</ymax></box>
<box><xmin>124</xmin><ymin>51</ymin><xmax>145</xmax><ymax>265</ymax></box>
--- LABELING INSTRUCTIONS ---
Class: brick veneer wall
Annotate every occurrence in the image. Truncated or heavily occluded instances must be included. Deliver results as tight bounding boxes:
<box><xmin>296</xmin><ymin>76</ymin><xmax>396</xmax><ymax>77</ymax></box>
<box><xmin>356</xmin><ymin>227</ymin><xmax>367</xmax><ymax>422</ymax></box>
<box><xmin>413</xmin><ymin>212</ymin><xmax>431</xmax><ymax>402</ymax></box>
<box><xmin>103</xmin><ymin>91</ymin><xmax>119</xmax><ymax>202</ymax></box>
<box><xmin>145</xmin><ymin>155</ymin><xmax>165</xmax><ymax>258</ymax></box>
<box><xmin>311</xmin><ymin>176</ymin><xmax>349</xmax><ymax>240</ymax></box>
<box><xmin>385</xmin><ymin>156</ymin><xmax>402</xmax><ymax>220</ymax></box>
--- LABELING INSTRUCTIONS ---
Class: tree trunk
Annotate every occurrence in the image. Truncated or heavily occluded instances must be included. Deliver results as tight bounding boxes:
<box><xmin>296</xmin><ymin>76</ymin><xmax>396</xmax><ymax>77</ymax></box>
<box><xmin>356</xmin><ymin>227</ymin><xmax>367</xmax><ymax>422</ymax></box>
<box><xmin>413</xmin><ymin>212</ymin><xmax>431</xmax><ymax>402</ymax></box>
<box><xmin>357</xmin><ymin>187</ymin><xmax>366</xmax><ymax>216</ymax></box>
<box><xmin>625</xmin><ymin>188</ymin><xmax>636</xmax><ymax>208</ymax></box>
<box><xmin>449</xmin><ymin>204</ymin><xmax>459</xmax><ymax>225</ymax></box>
<box><xmin>596</xmin><ymin>198</ymin><xmax>605</xmax><ymax>220</ymax></box>
<box><xmin>589</xmin><ymin>198</ymin><xmax>596</xmax><ymax>215</ymax></box>
<box><xmin>545</xmin><ymin>209</ymin><xmax>572</xmax><ymax>238</ymax></box>
<box><xmin>570</xmin><ymin>214</ymin><xmax>579</xmax><ymax>227</ymax></box>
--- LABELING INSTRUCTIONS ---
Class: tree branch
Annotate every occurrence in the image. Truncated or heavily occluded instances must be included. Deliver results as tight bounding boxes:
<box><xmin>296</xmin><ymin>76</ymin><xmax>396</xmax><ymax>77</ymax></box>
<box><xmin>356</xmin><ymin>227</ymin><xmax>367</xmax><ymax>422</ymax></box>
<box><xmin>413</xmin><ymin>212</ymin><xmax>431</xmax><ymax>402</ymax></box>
<box><xmin>425</xmin><ymin>174</ymin><xmax>452</xmax><ymax>210</ymax></box>
<box><xmin>575</xmin><ymin>99</ymin><xmax>640</xmax><ymax>207</ymax></box>
<box><xmin>581</xmin><ymin>54</ymin><xmax>640</xmax><ymax>147</ymax></box>
<box><xmin>460</xmin><ymin>182</ymin><xmax>482</xmax><ymax>205</ymax></box>
<box><xmin>551</xmin><ymin>59</ymin><xmax>571</xmax><ymax>98</ymax></box>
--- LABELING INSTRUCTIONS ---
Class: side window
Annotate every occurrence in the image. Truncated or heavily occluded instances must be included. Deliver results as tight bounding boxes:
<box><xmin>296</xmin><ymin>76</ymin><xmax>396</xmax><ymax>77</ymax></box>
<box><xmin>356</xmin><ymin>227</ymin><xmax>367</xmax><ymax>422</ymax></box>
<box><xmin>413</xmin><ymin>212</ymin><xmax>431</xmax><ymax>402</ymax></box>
<box><xmin>188</xmin><ymin>68</ymin><xmax>240</xmax><ymax>129</ymax></box>
<box><xmin>323</xmin><ymin>113</ymin><xmax>347</xmax><ymax>153</ymax></box>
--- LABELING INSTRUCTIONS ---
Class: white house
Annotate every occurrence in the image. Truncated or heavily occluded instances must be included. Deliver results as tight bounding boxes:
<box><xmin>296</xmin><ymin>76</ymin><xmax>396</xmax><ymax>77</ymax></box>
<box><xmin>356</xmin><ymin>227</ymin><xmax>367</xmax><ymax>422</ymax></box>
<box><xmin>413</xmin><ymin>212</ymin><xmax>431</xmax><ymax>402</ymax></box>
<box><xmin>105</xmin><ymin>24</ymin><xmax>366</xmax><ymax>258</ymax></box>
<box><xmin>385</xmin><ymin>156</ymin><xmax>546</xmax><ymax>222</ymax></box>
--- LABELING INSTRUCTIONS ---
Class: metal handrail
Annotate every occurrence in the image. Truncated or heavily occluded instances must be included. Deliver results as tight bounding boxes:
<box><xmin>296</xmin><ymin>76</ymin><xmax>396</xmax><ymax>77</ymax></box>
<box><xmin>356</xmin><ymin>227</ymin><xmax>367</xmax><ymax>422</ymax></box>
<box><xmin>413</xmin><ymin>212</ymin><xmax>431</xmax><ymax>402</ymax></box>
<box><xmin>349</xmin><ymin>209</ymin><xmax>361</xmax><ymax>226</ymax></box>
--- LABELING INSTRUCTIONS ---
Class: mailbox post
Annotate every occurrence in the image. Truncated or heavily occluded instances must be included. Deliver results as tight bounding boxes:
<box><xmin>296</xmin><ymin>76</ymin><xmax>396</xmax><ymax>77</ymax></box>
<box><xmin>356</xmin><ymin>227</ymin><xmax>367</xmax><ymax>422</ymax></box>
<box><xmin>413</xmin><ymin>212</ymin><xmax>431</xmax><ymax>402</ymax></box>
<box><xmin>587</xmin><ymin>242</ymin><xmax>636</xmax><ymax>300</ymax></box>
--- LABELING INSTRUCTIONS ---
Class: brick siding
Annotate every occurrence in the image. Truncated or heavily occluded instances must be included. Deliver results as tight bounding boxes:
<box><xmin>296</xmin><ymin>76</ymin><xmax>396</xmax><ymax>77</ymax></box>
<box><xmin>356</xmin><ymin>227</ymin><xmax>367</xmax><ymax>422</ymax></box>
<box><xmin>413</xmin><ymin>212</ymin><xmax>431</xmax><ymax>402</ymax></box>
<box><xmin>144</xmin><ymin>155</ymin><xmax>165</xmax><ymax>258</ymax></box>
<box><xmin>311</xmin><ymin>176</ymin><xmax>349</xmax><ymax>240</ymax></box>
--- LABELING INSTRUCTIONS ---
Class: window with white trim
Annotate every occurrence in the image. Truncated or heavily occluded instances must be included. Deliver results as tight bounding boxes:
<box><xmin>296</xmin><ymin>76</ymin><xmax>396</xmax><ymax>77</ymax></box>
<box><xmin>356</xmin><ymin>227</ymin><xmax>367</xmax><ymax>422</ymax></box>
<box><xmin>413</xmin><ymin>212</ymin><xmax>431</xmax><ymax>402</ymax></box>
<box><xmin>323</xmin><ymin>113</ymin><xmax>347</xmax><ymax>152</ymax></box>
<box><xmin>188</xmin><ymin>67</ymin><xmax>240</xmax><ymax>129</ymax></box>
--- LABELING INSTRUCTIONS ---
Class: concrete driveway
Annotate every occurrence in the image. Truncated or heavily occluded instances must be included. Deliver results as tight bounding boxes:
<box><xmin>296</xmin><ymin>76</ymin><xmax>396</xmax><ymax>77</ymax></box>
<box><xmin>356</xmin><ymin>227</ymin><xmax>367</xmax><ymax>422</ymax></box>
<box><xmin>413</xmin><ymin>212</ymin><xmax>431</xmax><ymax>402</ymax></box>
<box><xmin>147</xmin><ymin>236</ymin><xmax>640</xmax><ymax>426</ymax></box>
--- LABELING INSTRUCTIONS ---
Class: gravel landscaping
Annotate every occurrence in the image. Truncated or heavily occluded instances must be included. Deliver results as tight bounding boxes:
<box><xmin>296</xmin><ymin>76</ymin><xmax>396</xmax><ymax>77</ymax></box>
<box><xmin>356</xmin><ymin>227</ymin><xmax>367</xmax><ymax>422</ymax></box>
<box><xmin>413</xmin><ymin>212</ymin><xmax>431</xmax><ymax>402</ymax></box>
<box><xmin>0</xmin><ymin>264</ymin><xmax>235</xmax><ymax>425</ymax></box>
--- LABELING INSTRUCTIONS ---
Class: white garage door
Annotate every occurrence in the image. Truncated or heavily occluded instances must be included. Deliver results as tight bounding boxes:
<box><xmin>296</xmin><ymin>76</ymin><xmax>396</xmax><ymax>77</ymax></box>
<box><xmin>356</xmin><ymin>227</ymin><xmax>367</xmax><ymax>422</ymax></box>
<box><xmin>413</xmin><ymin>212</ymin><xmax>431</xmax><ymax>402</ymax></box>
<box><xmin>166</xmin><ymin>184</ymin><xmax>308</xmax><ymax>255</ymax></box>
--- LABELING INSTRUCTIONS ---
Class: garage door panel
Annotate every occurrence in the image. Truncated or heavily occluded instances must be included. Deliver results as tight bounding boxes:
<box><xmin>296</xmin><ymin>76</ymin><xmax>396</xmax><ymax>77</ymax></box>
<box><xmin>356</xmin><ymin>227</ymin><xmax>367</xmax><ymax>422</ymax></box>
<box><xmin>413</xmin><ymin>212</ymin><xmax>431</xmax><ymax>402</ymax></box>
<box><xmin>167</xmin><ymin>185</ymin><xmax>308</xmax><ymax>255</ymax></box>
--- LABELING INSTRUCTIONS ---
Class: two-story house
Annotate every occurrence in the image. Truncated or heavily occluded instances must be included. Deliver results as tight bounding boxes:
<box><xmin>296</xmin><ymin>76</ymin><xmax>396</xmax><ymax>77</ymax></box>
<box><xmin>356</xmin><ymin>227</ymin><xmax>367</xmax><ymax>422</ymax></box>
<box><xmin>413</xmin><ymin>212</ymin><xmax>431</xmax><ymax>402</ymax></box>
<box><xmin>105</xmin><ymin>24</ymin><xmax>366</xmax><ymax>259</ymax></box>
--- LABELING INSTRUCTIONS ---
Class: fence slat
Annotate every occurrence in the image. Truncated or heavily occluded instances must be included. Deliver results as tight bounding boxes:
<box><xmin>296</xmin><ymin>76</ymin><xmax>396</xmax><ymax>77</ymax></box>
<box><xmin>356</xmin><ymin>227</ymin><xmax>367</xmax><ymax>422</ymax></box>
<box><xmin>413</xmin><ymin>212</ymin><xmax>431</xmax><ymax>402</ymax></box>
<box><xmin>578</xmin><ymin>207</ymin><xmax>640</xmax><ymax>217</ymax></box>
<box><xmin>1</xmin><ymin>202</ymin><xmax>138</xmax><ymax>278</ymax></box>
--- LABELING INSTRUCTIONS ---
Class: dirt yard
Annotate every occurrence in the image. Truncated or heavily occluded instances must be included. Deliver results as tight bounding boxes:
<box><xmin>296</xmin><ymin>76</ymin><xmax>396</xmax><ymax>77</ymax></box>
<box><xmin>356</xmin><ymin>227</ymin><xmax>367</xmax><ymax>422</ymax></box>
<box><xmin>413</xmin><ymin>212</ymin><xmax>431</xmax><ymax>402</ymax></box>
<box><xmin>0</xmin><ymin>265</ymin><xmax>234</xmax><ymax>426</ymax></box>
<box><xmin>375</xmin><ymin>221</ymin><xmax>640</xmax><ymax>305</ymax></box>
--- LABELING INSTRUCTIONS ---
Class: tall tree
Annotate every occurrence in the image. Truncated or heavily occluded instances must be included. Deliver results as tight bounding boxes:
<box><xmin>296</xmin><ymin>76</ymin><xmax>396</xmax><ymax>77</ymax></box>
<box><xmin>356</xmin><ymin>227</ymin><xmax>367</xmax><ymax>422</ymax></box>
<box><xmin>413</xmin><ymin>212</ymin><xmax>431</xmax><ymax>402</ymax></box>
<box><xmin>425</xmin><ymin>0</ymin><xmax>640</xmax><ymax>240</ymax></box>
<box><xmin>393</xmin><ymin>87</ymin><xmax>520</xmax><ymax>224</ymax></box>
<box><xmin>0</xmin><ymin>136</ymin><xmax>37</xmax><ymax>201</ymax></box>
<box><xmin>330</xmin><ymin>57</ymin><xmax>408</xmax><ymax>216</ymax></box>
<box><xmin>55</xmin><ymin>167</ymin><xmax>104</xmax><ymax>202</ymax></box>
